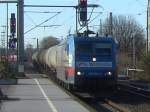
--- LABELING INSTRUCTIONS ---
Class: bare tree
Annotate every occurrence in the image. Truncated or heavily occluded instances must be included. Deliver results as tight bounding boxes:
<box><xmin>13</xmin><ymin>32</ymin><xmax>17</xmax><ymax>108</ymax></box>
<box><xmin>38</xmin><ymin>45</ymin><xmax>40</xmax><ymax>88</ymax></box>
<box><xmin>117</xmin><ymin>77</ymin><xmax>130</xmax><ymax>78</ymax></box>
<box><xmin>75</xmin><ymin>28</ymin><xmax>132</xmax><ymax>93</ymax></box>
<box><xmin>40</xmin><ymin>36</ymin><xmax>60</xmax><ymax>49</ymax></box>
<box><xmin>102</xmin><ymin>15</ymin><xmax>145</xmax><ymax>59</ymax></box>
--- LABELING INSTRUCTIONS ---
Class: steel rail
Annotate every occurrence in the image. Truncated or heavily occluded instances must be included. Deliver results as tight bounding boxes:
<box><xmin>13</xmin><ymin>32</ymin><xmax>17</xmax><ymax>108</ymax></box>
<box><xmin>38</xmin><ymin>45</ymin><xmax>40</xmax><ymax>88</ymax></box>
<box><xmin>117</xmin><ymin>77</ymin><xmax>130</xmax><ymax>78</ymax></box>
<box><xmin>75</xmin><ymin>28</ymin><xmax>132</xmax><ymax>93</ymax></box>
<box><xmin>74</xmin><ymin>91</ymin><xmax>130</xmax><ymax>112</ymax></box>
<box><xmin>104</xmin><ymin>99</ymin><xmax>130</xmax><ymax>112</ymax></box>
<box><xmin>119</xmin><ymin>87</ymin><xmax>150</xmax><ymax>100</ymax></box>
<box><xmin>118</xmin><ymin>82</ymin><xmax>150</xmax><ymax>100</ymax></box>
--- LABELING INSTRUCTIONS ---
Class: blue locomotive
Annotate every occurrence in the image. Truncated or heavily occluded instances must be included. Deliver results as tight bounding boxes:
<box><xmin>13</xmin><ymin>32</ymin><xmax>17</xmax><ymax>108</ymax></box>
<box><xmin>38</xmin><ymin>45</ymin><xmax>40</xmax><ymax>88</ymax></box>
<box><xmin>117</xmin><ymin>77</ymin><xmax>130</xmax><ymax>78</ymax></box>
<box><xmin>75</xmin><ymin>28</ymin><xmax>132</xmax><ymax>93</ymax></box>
<box><xmin>74</xmin><ymin>36</ymin><xmax>118</xmax><ymax>88</ymax></box>
<box><xmin>32</xmin><ymin>35</ymin><xmax>118</xmax><ymax>90</ymax></box>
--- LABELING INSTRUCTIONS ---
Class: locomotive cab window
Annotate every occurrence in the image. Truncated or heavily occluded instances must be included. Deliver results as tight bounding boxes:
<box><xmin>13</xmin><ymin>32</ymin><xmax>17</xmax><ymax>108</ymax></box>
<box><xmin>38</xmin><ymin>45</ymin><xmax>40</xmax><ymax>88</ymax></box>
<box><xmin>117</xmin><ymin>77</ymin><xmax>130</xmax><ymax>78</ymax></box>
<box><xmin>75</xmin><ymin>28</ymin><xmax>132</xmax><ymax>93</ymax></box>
<box><xmin>76</xmin><ymin>43</ymin><xmax>112</xmax><ymax>56</ymax></box>
<box><xmin>76</xmin><ymin>43</ymin><xmax>92</xmax><ymax>54</ymax></box>
<box><xmin>93</xmin><ymin>43</ymin><xmax>112</xmax><ymax>56</ymax></box>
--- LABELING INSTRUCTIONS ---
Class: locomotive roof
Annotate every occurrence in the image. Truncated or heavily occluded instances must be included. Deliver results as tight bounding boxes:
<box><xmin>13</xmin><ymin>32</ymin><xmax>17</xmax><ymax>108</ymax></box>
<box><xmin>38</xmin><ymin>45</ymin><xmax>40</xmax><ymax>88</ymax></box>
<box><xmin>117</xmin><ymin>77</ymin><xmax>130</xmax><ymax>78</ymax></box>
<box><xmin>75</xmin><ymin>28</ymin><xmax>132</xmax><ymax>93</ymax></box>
<box><xmin>73</xmin><ymin>36</ymin><xmax>116</xmax><ymax>42</ymax></box>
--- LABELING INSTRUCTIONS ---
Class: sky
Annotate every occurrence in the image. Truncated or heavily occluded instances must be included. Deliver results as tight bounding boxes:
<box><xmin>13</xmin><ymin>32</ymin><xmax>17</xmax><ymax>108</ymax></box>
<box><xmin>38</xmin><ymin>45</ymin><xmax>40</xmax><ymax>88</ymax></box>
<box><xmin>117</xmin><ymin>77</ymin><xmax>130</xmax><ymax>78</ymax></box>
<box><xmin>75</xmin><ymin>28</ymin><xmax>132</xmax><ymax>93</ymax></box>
<box><xmin>0</xmin><ymin>0</ymin><xmax>148</xmax><ymax>48</ymax></box>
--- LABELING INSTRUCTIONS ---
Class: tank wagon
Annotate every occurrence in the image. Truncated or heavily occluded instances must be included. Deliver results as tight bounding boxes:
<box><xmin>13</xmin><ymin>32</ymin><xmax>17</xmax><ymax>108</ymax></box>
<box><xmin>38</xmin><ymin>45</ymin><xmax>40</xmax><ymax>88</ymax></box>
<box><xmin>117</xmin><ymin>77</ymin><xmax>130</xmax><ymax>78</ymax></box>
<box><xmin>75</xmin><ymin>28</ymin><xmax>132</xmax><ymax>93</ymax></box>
<box><xmin>32</xmin><ymin>35</ymin><xmax>118</xmax><ymax>90</ymax></box>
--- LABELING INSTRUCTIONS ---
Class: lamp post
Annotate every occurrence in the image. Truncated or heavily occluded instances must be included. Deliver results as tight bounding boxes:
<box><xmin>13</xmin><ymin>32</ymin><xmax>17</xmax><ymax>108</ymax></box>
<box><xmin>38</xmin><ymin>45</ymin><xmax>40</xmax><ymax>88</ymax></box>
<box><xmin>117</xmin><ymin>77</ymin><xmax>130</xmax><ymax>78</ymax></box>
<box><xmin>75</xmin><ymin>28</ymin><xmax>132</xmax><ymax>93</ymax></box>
<box><xmin>131</xmin><ymin>33</ymin><xmax>136</xmax><ymax>69</ymax></box>
<box><xmin>147</xmin><ymin>0</ymin><xmax>149</xmax><ymax>53</ymax></box>
<box><xmin>36</xmin><ymin>38</ymin><xmax>39</xmax><ymax>51</ymax></box>
<box><xmin>133</xmin><ymin>35</ymin><xmax>136</xmax><ymax>68</ymax></box>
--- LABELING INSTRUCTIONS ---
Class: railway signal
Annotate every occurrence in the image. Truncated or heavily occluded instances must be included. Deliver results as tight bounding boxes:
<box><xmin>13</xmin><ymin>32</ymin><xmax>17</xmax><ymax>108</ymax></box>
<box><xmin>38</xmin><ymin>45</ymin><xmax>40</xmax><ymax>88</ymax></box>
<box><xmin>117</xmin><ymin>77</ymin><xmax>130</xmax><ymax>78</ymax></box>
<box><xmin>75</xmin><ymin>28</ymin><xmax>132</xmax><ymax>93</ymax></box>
<box><xmin>10</xmin><ymin>13</ymin><xmax>16</xmax><ymax>36</ymax></box>
<box><xmin>79</xmin><ymin>0</ymin><xmax>87</xmax><ymax>22</ymax></box>
<box><xmin>9</xmin><ymin>13</ymin><xmax>17</xmax><ymax>49</ymax></box>
<box><xmin>9</xmin><ymin>37</ymin><xmax>17</xmax><ymax>49</ymax></box>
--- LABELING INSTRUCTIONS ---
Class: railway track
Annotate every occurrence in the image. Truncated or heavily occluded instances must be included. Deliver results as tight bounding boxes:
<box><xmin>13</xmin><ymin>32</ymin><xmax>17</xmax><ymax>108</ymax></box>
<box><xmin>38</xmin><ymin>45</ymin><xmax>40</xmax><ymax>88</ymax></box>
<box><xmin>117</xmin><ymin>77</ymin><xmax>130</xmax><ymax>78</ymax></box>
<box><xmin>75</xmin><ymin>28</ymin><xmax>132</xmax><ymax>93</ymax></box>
<box><xmin>49</xmin><ymin>76</ymin><xmax>131</xmax><ymax>112</ymax></box>
<box><xmin>40</xmin><ymin>70</ymin><xmax>150</xmax><ymax>112</ymax></box>
<box><xmin>72</xmin><ymin>89</ymin><xmax>133</xmax><ymax>112</ymax></box>
<box><xmin>66</xmin><ymin>80</ymin><xmax>150</xmax><ymax>112</ymax></box>
<box><xmin>118</xmin><ymin>80</ymin><xmax>150</xmax><ymax>100</ymax></box>
<box><xmin>109</xmin><ymin>80</ymin><xmax>150</xmax><ymax>112</ymax></box>
<box><xmin>104</xmin><ymin>99</ymin><xmax>130</xmax><ymax>112</ymax></box>
<box><xmin>25</xmin><ymin>61</ymin><xmax>150</xmax><ymax>112</ymax></box>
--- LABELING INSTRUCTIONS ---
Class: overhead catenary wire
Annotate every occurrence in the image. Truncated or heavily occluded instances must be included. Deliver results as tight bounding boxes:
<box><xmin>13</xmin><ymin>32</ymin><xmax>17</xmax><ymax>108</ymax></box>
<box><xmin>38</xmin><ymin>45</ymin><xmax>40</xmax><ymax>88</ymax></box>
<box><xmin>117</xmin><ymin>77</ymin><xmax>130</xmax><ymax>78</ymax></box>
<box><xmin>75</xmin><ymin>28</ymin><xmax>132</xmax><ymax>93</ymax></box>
<box><xmin>53</xmin><ymin>14</ymin><xmax>75</xmax><ymax>29</ymax></box>
<box><xmin>24</xmin><ymin>12</ymin><xmax>61</xmax><ymax>35</ymax></box>
<box><xmin>25</xmin><ymin>11</ymin><xmax>62</xmax><ymax>28</ymax></box>
<box><xmin>78</xmin><ymin>12</ymin><xmax>102</xmax><ymax>31</ymax></box>
<box><xmin>25</xmin><ymin>13</ymin><xmax>37</xmax><ymax>26</ymax></box>
<box><xmin>88</xmin><ymin>7</ymin><xmax>95</xmax><ymax>21</ymax></box>
<box><xmin>24</xmin><ymin>11</ymin><xmax>61</xmax><ymax>14</ymax></box>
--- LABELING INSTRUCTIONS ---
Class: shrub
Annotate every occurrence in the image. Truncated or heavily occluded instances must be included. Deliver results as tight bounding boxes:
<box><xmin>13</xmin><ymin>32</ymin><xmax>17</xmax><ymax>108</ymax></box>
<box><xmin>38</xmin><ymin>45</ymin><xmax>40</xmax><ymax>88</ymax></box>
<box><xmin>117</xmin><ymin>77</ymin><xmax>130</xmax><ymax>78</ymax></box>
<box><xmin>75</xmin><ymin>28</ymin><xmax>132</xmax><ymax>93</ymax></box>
<box><xmin>138</xmin><ymin>52</ymin><xmax>150</xmax><ymax>81</ymax></box>
<box><xmin>0</xmin><ymin>61</ymin><xmax>16</xmax><ymax>79</ymax></box>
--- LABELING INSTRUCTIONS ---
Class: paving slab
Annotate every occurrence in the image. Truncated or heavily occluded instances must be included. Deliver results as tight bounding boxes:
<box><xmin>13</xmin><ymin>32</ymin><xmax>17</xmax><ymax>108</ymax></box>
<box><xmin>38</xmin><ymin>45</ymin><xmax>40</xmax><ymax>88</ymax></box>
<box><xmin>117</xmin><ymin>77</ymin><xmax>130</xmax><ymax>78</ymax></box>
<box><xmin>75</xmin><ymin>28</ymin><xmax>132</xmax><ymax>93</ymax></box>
<box><xmin>0</xmin><ymin>76</ymin><xmax>90</xmax><ymax>112</ymax></box>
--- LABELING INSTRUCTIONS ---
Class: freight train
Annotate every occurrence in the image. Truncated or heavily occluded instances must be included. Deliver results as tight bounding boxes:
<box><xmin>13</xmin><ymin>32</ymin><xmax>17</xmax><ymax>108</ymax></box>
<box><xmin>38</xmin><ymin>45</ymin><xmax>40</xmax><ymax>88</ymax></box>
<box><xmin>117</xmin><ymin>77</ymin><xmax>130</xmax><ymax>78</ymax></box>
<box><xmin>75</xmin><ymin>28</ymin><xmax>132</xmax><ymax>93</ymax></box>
<box><xmin>32</xmin><ymin>35</ymin><xmax>118</xmax><ymax>90</ymax></box>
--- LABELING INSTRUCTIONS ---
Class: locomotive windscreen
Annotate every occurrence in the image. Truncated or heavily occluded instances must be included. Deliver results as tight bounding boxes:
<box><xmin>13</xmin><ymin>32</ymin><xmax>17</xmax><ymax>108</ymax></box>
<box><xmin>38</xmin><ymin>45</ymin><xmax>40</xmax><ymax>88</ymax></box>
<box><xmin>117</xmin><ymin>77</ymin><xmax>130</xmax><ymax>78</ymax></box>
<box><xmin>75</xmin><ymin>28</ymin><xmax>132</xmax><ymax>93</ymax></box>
<box><xmin>76</xmin><ymin>43</ymin><xmax>92</xmax><ymax>54</ymax></box>
<box><xmin>93</xmin><ymin>43</ymin><xmax>112</xmax><ymax>56</ymax></box>
<box><xmin>76</xmin><ymin>43</ymin><xmax>112</xmax><ymax>56</ymax></box>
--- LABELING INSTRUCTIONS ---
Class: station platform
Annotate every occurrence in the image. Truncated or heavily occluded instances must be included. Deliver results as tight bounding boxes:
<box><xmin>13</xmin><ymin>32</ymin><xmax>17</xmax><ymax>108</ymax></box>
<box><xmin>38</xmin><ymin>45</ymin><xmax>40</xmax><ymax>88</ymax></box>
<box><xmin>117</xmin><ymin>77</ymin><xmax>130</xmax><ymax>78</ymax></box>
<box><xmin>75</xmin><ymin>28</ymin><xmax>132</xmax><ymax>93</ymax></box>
<box><xmin>0</xmin><ymin>74</ymin><xmax>90</xmax><ymax>112</ymax></box>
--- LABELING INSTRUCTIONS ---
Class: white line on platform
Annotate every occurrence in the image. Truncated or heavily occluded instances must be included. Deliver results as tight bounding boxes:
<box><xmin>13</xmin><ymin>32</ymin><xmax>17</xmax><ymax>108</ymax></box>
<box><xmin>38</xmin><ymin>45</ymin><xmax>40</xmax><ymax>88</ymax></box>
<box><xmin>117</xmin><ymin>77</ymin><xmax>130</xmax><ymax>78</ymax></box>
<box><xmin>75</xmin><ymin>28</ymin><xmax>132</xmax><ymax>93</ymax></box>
<box><xmin>34</xmin><ymin>79</ymin><xmax>58</xmax><ymax>112</ymax></box>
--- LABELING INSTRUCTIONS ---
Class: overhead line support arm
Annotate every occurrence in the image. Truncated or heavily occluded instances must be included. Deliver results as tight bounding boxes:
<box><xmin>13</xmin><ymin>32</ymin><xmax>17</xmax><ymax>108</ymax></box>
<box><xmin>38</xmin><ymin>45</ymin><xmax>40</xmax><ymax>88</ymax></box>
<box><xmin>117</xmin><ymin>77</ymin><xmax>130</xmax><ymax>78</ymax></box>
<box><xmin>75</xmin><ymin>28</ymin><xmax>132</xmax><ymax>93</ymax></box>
<box><xmin>0</xmin><ymin>1</ymin><xmax>17</xmax><ymax>3</ymax></box>
<box><xmin>24</xmin><ymin>4</ymin><xmax>99</xmax><ymax>8</ymax></box>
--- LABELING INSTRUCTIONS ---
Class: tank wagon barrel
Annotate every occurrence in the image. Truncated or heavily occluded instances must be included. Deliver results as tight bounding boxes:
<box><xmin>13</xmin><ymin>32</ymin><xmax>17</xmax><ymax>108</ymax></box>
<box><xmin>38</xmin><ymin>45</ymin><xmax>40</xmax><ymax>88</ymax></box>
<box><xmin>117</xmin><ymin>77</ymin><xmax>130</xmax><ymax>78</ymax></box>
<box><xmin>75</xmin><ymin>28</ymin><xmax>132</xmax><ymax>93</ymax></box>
<box><xmin>46</xmin><ymin>46</ymin><xmax>58</xmax><ymax>69</ymax></box>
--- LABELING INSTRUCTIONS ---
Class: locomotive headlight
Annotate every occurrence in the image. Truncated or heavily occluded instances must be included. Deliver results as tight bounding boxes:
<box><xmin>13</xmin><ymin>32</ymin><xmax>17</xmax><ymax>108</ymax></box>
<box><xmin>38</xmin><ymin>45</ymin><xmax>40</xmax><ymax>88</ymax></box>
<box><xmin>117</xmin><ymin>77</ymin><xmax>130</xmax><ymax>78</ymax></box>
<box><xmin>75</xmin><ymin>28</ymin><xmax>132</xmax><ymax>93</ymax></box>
<box><xmin>92</xmin><ymin>57</ymin><xmax>96</xmax><ymax>62</ymax></box>
<box><xmin>77</xmin><ymin>72</ymin><xmax>81</xmax><ymax>75</ymax></box>
<box><xmin>106</xmin><ymin>72</ymin><xmax>112</xmax><ymax>76</ymax></box>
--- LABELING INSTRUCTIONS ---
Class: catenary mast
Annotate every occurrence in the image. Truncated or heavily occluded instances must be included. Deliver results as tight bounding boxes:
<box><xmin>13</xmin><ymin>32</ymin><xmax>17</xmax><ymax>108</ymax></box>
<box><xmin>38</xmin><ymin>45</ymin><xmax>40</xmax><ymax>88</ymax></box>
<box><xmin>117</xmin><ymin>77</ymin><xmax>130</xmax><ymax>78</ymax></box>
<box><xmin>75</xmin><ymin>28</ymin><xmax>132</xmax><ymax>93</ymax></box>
<box><xmin>147</xmin><ymin>0</ymin><xmax>150</xmax><ymax>52</ymax></box>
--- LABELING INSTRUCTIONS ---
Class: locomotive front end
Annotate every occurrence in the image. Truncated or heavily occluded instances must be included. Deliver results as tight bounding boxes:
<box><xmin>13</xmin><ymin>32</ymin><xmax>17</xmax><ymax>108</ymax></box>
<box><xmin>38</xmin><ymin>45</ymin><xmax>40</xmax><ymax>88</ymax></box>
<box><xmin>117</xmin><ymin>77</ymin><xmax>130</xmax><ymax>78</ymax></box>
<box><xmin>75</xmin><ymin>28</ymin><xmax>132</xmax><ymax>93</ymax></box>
<box><xmin>74</xmin><ymin>37</ymin><xmax>118</xmax><ymax>88</ymax></box>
